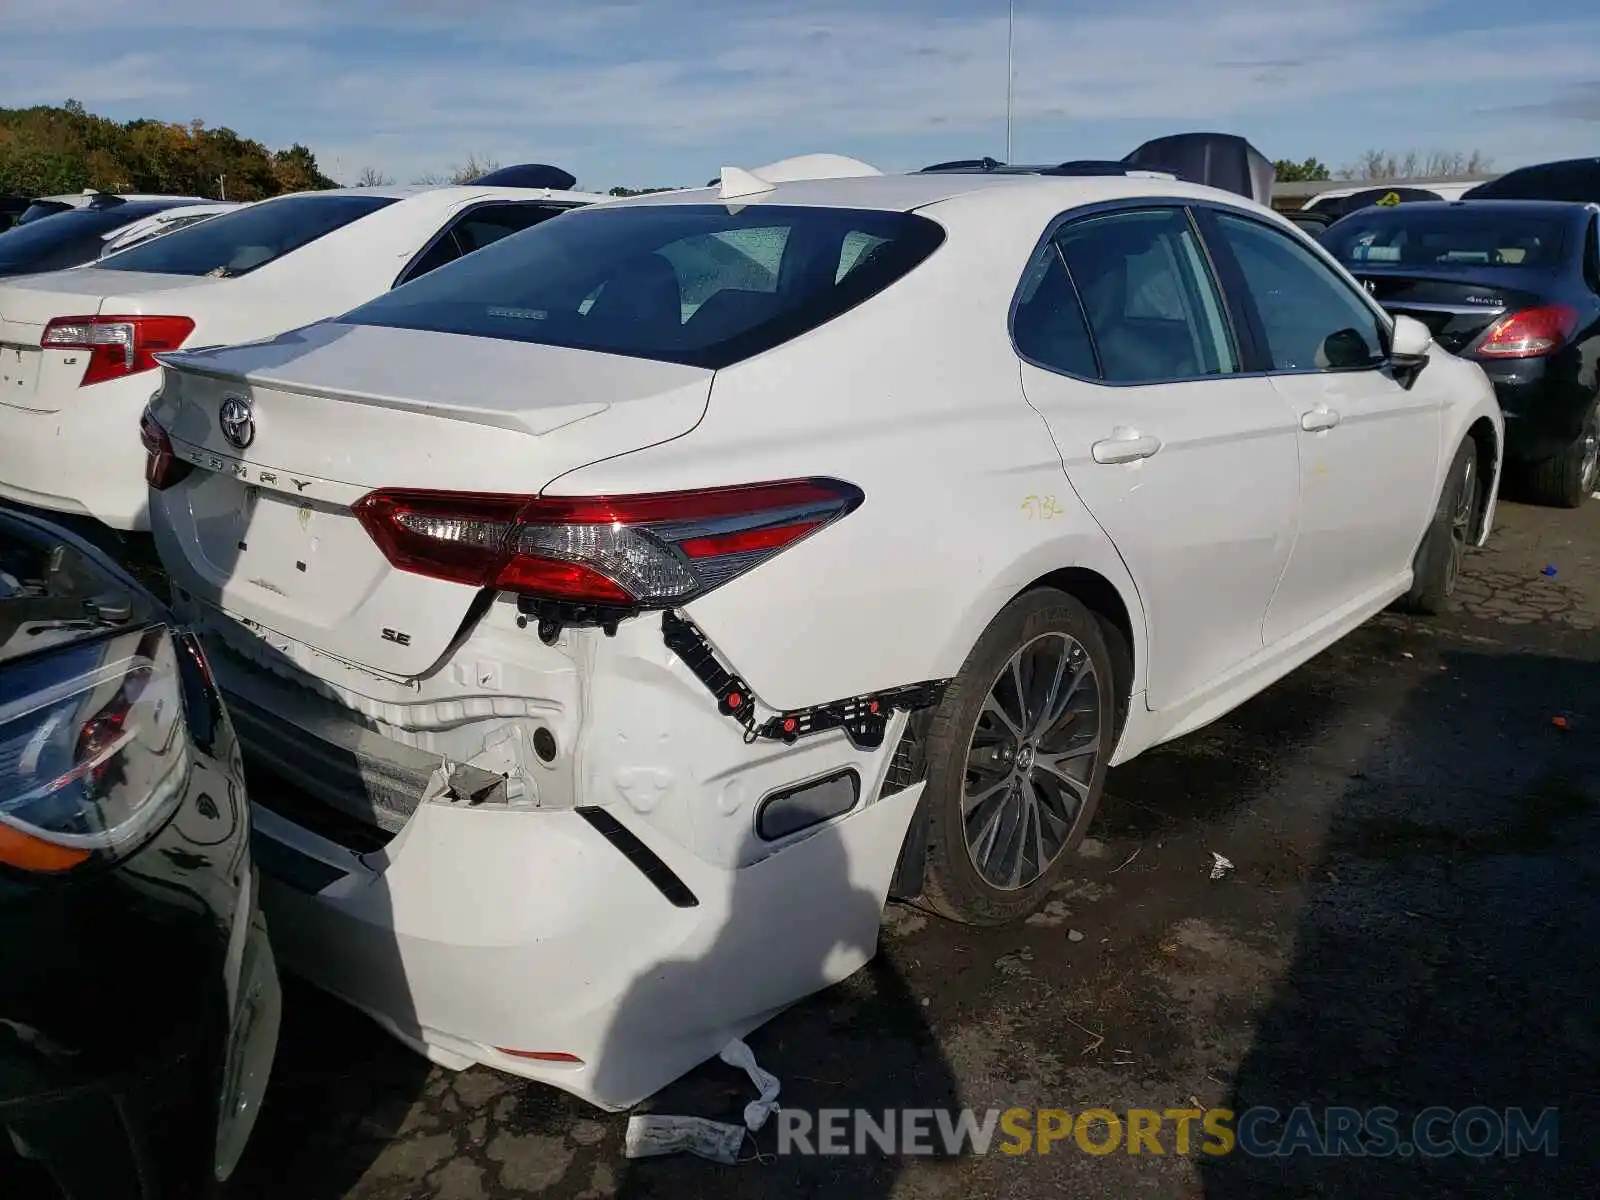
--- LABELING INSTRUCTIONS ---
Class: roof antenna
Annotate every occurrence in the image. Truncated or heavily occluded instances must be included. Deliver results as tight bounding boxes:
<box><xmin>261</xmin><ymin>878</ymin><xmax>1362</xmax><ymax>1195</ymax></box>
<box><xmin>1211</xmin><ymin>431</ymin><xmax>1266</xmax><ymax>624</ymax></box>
<box><xmin>719</xmin><ymin>166</ymin><xmax>775</xmax><ymax>200</ymax></box>
<box><xmin>1005</xmin><ymin>0</ymin><xmax>1016</xmax><ymax>162</ymax></box>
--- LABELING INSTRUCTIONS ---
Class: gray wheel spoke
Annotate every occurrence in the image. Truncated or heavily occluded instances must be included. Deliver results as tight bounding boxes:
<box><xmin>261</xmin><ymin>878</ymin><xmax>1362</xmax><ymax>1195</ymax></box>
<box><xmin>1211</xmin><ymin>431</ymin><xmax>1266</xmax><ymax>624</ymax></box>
<box><xmin>1033</xmin><ymin>748</ymin><xmax>1094</xmax><ymax>799</ymax></box>
<box><xmin>1027</xmin><ymin>793</ymin><xmax>1048</xmax><ymax>885</ymax></box>
<box><xmin>1036</xmin><ymin>659</ymin><xmax>1090</xmax><ymax>740</ymax></box>
<box><xmin>982</xmin><ymin>692</ymin><xmax>1024</xmax><ymax>741</ymax></box>
<box><xmin>1031</xmin><ymin>638</ymin><xmax>1072</xmax><ymax>737</ymax></box>
<box><xmin>970</xmin><ymin>796</ymin><xmax>1007</xmax><ymax>864</ymax></box>
<box><xmin>963</xmin><ymin>778</ymin><xmax>1012</xmax><ymax>817</ymax></box>
<box><xmin>1008</xmin><ymin>654</ymin><xmax>1032</xmax><ymax>729</ymax></box>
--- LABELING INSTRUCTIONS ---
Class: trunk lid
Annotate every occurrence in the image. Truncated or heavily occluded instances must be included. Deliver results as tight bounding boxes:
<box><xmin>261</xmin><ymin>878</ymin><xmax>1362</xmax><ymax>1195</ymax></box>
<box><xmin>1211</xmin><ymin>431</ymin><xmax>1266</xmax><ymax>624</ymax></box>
<box><xmin>0</xmin><ymin>270</ymin><xmax>220</xmax><ymax>413</ymax></box>
<box><xmin>149</xmin><ymin>321</ymin><xmax>712</xmax><ymax>677</ymax></box>
<box><xmin>1348</xmin><ymin>267</ymin><xmax>1551</xmax><ymax>354</ymax></box>
<box><xmin>0</xmin><ymin>268</ymin><xmax>216</xmax><ymax>338</ymax></box>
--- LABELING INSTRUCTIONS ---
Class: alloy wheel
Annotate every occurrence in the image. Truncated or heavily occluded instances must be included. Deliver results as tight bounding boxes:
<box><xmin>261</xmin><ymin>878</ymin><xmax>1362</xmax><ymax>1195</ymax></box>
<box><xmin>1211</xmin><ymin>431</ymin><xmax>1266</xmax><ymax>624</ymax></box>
<box><xmin>962</xmin><ymin>632</ymin><xmax>1102</xmax><ymax>890</ymax></box>
<box><xmin>1446</xmin><ymin>452</ymin><xmax>1476</xmax><ymax>593</ymax></box>
<box><xmin>1581</xmin><ymin>417</ymin><xmax>1598</xmax><ymax>498</ymax></box>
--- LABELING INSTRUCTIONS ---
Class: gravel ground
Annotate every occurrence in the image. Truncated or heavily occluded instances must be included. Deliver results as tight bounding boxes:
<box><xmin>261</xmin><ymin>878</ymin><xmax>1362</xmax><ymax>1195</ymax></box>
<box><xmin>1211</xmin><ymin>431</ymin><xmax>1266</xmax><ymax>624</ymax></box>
<box><xmin>223</xmin><ymin>497</ymin><xmax>1600</xmax><ymax>1200</ymax></box>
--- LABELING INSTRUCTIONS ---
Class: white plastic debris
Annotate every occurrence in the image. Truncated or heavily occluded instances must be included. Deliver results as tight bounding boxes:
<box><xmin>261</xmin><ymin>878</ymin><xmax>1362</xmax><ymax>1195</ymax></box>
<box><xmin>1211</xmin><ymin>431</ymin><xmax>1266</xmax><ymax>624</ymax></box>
<box><xmin>620</xmin><ymin>1039</ymin><xmax>781</xmax><ymax>1165</ymax></box>
<box><xmin>624</xmin><ymin>1115</ymin><xmax>745</xmax><ymax>1164</ymax></box>
<box><xmin>1209</xmin><ymin>852</ymin><xmax>1235</xmax><ymax>881</ymax></box>
<box><xmin>719</xmin><ymin>1037</ymin><xmax>781</xmax><ymax>1131</ymax></box>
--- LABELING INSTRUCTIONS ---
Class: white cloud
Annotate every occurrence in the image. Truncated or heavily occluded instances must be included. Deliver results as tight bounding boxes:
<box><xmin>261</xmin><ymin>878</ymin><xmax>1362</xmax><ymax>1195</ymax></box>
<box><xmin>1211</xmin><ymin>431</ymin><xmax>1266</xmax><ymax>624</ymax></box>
<box><xmin>1</xmin><ymin>0</ymin><xmax>1596</xmax><ymax>184</ymax></box>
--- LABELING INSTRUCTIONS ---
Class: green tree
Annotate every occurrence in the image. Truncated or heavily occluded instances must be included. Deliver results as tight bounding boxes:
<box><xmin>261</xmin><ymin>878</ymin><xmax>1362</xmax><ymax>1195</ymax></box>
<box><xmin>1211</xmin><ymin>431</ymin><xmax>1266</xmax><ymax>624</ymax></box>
<box><xmin>0</xmin><ymin>103</ymin><xmax>338</xmax><ymax>199</ymax></box>
<box><xmin>271</xmin><ymin>143</ymin><xmax>338</xmax><ymax>193</ymax></box>
<box><xmin>1273</xmin><ymin>157</ymin><xmax>1331</xmax><ymax>182</ymax></box>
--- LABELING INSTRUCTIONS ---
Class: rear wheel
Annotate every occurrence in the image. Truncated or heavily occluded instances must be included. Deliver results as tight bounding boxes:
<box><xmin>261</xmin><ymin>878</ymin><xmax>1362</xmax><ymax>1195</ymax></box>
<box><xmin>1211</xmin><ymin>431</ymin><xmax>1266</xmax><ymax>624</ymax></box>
<box><xmin>1529</xmin><ymin>401</ymin><xmax>1598</xmax><ymax>509</ymax></box>
<box><xmin>921</xmin><ymin>590</ymin><xmax>1116</xmax><ymax>925</ymax></box>
<box><xmin>1398</xmin><ymin>438</ymin><xmax>1478</xmax><ymax>616</ymax></box>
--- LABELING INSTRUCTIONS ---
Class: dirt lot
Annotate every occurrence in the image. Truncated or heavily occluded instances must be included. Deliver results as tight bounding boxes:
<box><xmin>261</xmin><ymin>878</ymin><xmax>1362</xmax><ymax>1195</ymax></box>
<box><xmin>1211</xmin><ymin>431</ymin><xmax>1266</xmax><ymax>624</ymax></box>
<box><xmin>224</xmin><ymin>497</ymin><xmax>1600</xmax><ymax>1200</ymax></box>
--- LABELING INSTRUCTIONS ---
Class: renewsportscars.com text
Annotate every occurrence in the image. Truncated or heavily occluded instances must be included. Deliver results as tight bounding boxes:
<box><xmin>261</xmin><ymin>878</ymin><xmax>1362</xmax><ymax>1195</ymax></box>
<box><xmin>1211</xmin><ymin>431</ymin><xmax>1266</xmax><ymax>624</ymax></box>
<box><xmin>775</xmin><ymin>1106</ymin><xmax>1559</xmax><ymax>1158</ymax></box>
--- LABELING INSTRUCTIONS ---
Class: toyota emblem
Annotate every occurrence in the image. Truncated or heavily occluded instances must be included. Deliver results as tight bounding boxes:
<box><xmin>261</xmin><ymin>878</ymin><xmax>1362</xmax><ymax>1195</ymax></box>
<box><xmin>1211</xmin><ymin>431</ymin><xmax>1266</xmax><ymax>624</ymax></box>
<box><xmin>219</xmin><ymin>395</ymin><xmax>255</xmax><ymax>450</ymax></box>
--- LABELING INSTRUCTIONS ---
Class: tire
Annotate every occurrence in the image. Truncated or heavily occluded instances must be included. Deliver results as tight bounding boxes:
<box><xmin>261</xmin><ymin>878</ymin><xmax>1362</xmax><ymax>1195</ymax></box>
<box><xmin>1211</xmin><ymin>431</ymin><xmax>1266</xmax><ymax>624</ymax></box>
<box><xmin>1529</xmin><ymin>401</ymin><xmax>1599</xmax><ymax>509</ymax></box>
<box><xmin>1397</xmin><ymin>438</ymin><xmax>1478</xmax><ymax>616</ymax></box>
<box><xmin>921</xmin><ymin>589</ymin><xmax>1118</xmax><ymax>925</ymax></box>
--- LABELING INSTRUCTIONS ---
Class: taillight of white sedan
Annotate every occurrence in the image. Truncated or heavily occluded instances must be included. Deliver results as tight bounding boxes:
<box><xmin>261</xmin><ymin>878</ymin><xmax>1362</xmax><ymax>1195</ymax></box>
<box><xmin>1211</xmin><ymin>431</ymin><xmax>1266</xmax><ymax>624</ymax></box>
<box><xmin>142</xmin><ymin>166</ymin><xmax>1502</xmax><ymax>1110</ymax></box>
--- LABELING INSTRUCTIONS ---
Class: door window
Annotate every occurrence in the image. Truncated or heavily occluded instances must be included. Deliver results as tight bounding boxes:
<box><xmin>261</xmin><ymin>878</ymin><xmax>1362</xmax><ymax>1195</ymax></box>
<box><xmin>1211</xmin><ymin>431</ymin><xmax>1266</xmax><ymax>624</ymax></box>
<box><xmin>1055</xmin><ymin>208</ymin><xmax>1238</xmax><ymax>383</ymax></box>
<box><xmin>1012</xmin><ymin>242</ymin><xmax>1098</xmax><ymax>377</ymax></box>
<box><xmin>1211</xmin><ymin>212</ymin><xmax>1387</xmax><ymax>372</ymax></box>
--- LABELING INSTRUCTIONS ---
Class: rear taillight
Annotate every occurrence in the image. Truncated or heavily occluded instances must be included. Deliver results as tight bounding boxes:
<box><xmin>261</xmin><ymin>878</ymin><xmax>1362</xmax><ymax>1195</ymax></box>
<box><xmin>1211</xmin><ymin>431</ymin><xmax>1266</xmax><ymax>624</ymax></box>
<box><xmin>1474</xmin><ymin>304</ymin><xmax>1579</xmax><ymax>359</ymax></box>
<box><xmin>353</xmin><ymin>479</ymin><xmax>864</xmax><ymax>607</ymax></box>
<box><xmin>42</xmin><ymin>314</ymin><xmax>195</xmax><ymax>386</ymax></box>
<box><xmin>139</xmin><ymin>408</ymin><xmax>192</xmax><ymax>491</ymax></box>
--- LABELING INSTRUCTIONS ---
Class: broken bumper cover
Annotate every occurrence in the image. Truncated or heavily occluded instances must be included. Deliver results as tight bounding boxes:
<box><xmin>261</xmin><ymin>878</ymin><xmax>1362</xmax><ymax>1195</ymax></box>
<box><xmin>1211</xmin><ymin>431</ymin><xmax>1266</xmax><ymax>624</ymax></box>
<box><xmin>252</xmin><ymin>783</ymin><xmax>923</xmax><ymax>1111</ymax></box>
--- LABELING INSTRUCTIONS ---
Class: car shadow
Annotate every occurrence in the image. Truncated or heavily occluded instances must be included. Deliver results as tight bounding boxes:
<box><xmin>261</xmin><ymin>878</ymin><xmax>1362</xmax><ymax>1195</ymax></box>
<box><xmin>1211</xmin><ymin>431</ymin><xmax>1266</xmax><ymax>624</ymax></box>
<box><xmin>1200</xmin><ymin>646</ymin><xmax>1600</xmax><ymax>1197</ymax></box>
<box><xmin>596</xmin><ymin>819</ymin><xmax>962</xmax><ymax>1199</ymax></box>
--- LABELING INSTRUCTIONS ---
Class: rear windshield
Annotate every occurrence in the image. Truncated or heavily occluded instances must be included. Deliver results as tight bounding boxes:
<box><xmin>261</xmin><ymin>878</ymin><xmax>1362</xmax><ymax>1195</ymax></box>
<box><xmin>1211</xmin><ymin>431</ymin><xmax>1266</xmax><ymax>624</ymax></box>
<box><xmin>97</xmin><ymin>193</ymin><xmax>397</xmax><ymax>277</ymax></box>
<box><xmin>16</xmin><ymin>200</ymin><xmax>75</xmax><ymax>225</ymax></box>
<box><xmin>1322</xmin><ymin>208</ymin><xmax>1568</xmax><ymax>270</ymax></box>
<box><xmin>341</xmin><ymin>203</ymin><xmax>947</xmax><ymax>368</ymax></box>
<box><xmin>0</xmin><ymin>207</ymin><xmax>159</xmax><ymax>272</ymax></box>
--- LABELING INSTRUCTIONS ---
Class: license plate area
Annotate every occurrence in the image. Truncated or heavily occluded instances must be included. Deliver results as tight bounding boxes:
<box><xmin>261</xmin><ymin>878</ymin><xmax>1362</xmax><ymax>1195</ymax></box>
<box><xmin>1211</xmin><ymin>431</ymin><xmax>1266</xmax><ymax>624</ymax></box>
<box><xmin>0</xmin><ymin>344</ymin><xmax>41</xmax><ymax>402</ymax></box>
<box><xmin>190</xmin><ymin>473</ymin><xmax>381</xmax><ymax>607</ymax></box>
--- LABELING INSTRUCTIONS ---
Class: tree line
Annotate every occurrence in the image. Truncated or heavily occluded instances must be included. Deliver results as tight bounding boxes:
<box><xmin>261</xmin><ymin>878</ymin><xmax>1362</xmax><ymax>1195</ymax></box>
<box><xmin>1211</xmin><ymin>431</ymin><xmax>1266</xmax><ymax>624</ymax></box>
<box><xmin>1274</xmin><ymin>149</ymin><xmax>1493</xmax><ymax>184</ymax></box>
<box><xmin>2</xmin><ymin>102</ymin><xmax>1496</xmax><ymax>202</ymax></box>
<box><xmin>0</xmin><ymin>101</ymin><xmax>336</xmax><ymax>200</ymax></box>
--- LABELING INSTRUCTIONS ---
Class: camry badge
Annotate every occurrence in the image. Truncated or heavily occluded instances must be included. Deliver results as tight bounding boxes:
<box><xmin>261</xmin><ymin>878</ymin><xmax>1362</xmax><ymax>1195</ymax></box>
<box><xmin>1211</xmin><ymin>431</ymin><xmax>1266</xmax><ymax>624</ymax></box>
<box><xmin>219</xmin><ymin>395</ymin><xmax>255</xmax><ymax>451</ymax></box>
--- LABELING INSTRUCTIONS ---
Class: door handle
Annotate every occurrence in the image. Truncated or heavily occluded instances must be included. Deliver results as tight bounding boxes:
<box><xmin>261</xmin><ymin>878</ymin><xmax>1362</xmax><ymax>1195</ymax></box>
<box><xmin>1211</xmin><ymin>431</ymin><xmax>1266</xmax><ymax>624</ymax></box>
<box><xmin>1300</xmin><ymin>407</ymin><xmax>1341</xmax><ymax>432</ymax></box>
<box><xmin>1091</xmin><ymin>430</ymin><xmax>1163</xmax><ymax>465</ymax></box>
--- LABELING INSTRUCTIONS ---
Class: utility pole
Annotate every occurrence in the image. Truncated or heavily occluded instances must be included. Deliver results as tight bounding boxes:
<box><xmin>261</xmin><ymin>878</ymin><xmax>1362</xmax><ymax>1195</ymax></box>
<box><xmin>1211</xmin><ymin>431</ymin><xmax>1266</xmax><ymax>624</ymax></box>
<box><xmin>1005</xmin><ymin>0</ymin><xmax>1015</xmax><ymax>163</ymax></box>
<box><xmin>217</xmin><ymin>174</ymin><xmax>226</xmax><ymax>200</ymax></box>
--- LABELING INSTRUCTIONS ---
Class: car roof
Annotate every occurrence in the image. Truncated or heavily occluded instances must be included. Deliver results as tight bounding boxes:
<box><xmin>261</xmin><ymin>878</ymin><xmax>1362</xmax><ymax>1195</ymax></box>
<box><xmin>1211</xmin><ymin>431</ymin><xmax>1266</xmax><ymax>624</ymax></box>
<box><xmin>43</xmin><ymin>199</ymin><xmax>190</xmax><ymax>219</ymax></box>
<box><xmin>1346</xmin><ymin>198</ymin><xmax>1596</xmax><ymax>219</ymax></box>
<box><xmin>596</xmin><ymin>171</ymin><xmax>1261</xmax><ymax>215</ymax></box>
<box><xmin>294</xmin><ymin>184</ymin><xmax>609</xmax><ymax>205</ymax></box>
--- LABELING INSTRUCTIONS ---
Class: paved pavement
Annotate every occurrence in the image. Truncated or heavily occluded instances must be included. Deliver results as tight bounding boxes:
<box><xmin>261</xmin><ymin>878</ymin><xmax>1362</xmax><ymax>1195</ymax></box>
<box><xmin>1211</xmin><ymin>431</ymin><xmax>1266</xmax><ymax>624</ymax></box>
<box><xmin>225</xmin><ymin>498</ymin><xmax>1600</xmax><ymax>1200</ymax></box>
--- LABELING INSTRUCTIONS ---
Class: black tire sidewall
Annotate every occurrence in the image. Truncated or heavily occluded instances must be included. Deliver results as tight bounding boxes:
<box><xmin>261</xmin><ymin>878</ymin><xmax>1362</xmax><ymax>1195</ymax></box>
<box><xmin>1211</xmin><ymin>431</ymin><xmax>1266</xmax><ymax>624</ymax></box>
<box><xmin>921</xmin><ymin>588</ymin><xmax>1117</xmax><ymax>925</ymax></box>
<box><xmin>1404</xmin><ymin>438</ymin><xmax>1476</xmax><ymax>614</ymax></box>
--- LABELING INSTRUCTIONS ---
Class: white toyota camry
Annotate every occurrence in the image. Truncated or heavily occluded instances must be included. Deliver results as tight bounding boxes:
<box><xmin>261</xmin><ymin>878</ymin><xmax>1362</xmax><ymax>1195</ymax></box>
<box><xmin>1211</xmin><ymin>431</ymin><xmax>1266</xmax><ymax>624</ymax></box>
<box><xmin>143</xmin><ymin>165</ymin><xmax>1502</xmax><ymax>1110</ymax></box>
<box><xmin>0</xmin><ymin>177</ymin><xmax>603</xmax><ymax>531</ymax></box>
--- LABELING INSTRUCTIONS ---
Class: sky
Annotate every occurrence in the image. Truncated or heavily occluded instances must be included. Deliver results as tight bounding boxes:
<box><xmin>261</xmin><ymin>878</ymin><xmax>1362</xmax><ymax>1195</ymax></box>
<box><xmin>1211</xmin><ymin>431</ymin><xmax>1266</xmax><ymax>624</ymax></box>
<box><xmin>1</xmin><ymin>0</ymin><xmax>1597</xmax><ymax>190</ymax></box>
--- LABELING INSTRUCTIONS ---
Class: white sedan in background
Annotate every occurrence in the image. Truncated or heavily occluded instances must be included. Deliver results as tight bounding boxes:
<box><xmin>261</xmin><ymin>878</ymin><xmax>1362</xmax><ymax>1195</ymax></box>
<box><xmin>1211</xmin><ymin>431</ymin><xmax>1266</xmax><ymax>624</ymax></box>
<box><xmin>0</xmin><ymin>177</ymin><xmax>605</xmax><ymax>530</ymax></box>
<box><xmin>144</xmin><ymin>165</ymin><xmax>1501</xmax><ymax>1110</ymax></box>
<box><xmin>96</xmin><ymin>202</ymin><xmax>246</xmax><ymax>259</ymax></box>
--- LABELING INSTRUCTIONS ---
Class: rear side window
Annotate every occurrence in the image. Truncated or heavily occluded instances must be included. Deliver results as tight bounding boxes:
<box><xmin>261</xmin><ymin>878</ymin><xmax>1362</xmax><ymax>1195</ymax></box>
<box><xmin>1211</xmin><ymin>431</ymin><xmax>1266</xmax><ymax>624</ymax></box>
<box><xmin>97</xmin><ymin>194</ymin><xmax>397</xmax><ymax>277</ymax></box>
<box><xmin>1012</xmin><ymin>243</ymin><xmax>1097</xmax><ymax>377</ymax></box>
<box><xmin>344</xmin><ymin>204</ymin><xmax>946</xmax><ymax>369</ymax></box>
<box><xmin>1054</xmin><ymin>208</ymin><xmax>1238</xmax><ymax>383</ymax></box>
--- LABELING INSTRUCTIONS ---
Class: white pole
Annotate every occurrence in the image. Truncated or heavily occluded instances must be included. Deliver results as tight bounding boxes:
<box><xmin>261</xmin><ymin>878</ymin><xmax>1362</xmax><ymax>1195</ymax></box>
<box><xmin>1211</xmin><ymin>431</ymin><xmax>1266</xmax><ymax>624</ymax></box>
<box><xmin>1005</xmin><ymin>0</ymin><xmax>1015</xmax><ymax>162</ymax></box>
